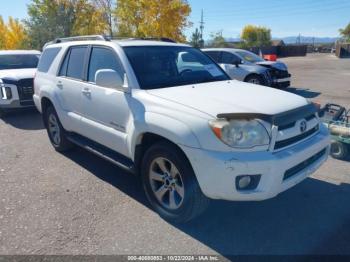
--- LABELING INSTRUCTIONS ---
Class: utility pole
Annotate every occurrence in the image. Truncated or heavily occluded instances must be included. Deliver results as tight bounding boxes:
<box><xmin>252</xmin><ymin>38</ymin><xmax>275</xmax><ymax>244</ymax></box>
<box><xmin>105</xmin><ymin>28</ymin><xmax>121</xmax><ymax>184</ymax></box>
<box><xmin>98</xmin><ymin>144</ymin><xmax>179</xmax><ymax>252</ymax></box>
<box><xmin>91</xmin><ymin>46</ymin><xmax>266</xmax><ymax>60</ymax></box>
<box><xmin>199</xmin><ymin>9</ymin><xmax>205</xmax><ymax>48</ymax></box>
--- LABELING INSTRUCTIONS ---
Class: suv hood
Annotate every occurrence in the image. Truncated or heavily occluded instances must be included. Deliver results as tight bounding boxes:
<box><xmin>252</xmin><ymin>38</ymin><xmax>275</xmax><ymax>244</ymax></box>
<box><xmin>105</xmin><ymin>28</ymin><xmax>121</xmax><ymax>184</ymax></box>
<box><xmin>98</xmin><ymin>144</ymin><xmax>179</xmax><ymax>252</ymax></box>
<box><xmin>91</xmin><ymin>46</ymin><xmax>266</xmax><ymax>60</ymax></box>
<box><xmin>256</xmin><ymin>61</ymin><xmax>288</xmax><ymax>71</ymax></box>
<box><xmin>0</xmin><ymin>68</ymin><xmax>37</xmax><ymax>81</ymax></box>
<box><xmin>146</xmin><ymin>80</ymin><xmax>307</xmax><ymax>118</ymax></box>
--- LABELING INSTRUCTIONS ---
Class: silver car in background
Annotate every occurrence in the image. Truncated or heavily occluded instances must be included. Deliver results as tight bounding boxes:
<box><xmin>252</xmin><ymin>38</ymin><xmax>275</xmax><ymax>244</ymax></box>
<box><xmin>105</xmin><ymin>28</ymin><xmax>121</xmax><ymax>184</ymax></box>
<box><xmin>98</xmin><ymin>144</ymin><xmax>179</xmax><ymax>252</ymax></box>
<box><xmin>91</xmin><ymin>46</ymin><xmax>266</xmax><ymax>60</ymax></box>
<box><xmin>202</xmin><ymin>48</ymin><xmax>291</xmax><ymax>88</ymax></box>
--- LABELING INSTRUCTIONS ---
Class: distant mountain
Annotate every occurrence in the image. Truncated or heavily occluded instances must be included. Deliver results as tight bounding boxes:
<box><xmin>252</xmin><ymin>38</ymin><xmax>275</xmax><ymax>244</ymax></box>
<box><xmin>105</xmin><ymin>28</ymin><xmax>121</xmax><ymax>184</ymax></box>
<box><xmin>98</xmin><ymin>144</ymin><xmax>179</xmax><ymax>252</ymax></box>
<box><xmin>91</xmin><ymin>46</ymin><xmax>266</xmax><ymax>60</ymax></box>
<box><xmin>278</xmin><ymin>36</ymin><xmax>339</xmax><ymax>44</ymax></box>
<box><xmin>207</xmin><ymin>36</ymin><xmax>339</xmax><ymax>45</ymax></box>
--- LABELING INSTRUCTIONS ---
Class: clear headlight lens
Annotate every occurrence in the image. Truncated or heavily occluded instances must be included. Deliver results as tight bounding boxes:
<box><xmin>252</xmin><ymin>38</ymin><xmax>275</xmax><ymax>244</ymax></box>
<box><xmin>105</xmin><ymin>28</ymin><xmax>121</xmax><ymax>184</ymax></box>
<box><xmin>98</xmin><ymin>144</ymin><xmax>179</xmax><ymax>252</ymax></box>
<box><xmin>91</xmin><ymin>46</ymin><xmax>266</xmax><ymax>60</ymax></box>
<box><xmin>209</xmin><ymin>119</ymin><xmax>270</xmax><ymax>148</ymax></box>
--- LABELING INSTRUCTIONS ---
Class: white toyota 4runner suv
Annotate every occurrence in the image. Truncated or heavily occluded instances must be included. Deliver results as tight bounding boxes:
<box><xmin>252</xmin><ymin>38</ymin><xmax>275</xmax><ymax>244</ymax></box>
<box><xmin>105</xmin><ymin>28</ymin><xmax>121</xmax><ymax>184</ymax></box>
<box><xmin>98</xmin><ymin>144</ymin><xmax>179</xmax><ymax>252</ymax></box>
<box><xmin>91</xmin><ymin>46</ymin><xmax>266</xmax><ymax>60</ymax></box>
<box><xmin>34</xmin><ymin>36</ymin><xmax>330</xmax><ymax>223</ymax></box>
<box><xmin>0</xmin><ymin>50</ymin><xmax>41</xmax><ymax>116</ymax></box>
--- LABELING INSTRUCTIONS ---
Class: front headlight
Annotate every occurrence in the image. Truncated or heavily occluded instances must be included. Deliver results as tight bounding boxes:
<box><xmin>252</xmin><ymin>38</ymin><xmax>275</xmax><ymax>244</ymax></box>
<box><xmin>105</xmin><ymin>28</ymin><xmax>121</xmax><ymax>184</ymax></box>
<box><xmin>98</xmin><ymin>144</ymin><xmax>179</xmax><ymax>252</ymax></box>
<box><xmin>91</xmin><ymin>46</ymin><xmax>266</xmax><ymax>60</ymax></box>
<box><xmin>209</xmin><ymin>119</ymin><xmax>270</xmax><ymax>148</ymax></box>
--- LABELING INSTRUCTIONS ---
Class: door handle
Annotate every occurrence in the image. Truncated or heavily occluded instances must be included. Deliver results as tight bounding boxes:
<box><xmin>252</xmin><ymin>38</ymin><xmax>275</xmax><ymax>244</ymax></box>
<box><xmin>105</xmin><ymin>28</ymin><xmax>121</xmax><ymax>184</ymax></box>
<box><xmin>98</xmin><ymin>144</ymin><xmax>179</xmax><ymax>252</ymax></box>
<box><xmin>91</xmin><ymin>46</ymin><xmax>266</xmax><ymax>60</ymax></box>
<box><xmin>56</xmin><ymin>81</ymin><xmax>63</xmax><ymax>89</ymax></box>
<box><xmin>82</xmin><ymin>88</ymin><xmax>91</xmax><ymax>96</ymax></box>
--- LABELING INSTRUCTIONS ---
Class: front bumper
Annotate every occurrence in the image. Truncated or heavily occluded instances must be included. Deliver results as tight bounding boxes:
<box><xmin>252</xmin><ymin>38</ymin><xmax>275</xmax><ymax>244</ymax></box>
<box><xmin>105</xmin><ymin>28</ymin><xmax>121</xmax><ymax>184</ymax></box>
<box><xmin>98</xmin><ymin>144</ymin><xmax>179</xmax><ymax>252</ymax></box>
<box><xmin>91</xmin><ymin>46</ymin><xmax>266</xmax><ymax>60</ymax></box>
<box><xmin>271</xmin><ymin>72</ymin><xmax>291</xmax><ymax>88</ymax></box>
<box><xmin>1</xmin><ymin>83</ymin><xmax>34</xmax><ymax>109</ymax></box>
<box><xmin>180</xmin><ymin>125</ymin><xmax>330</xmax><ymax>201</ymax></box>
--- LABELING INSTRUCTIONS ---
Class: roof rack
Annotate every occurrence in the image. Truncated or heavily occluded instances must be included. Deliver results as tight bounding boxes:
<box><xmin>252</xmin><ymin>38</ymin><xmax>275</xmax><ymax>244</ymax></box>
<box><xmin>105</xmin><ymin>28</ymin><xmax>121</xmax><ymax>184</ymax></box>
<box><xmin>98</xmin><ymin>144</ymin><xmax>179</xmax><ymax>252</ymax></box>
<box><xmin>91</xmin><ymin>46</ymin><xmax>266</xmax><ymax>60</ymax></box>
<box><xmin>109</xmin><ymin>37</ymin><xmax>176</xmax><ymax>43</ymax></box>
<box><xmin>43</xmin><ymin>35</ymin><xmax>176</xmax><ymax>49</ymax></box>
<box><xmin>53</xmin><ymin>35</ymin><xmax>110</xmax><ymax>43</ymax></box>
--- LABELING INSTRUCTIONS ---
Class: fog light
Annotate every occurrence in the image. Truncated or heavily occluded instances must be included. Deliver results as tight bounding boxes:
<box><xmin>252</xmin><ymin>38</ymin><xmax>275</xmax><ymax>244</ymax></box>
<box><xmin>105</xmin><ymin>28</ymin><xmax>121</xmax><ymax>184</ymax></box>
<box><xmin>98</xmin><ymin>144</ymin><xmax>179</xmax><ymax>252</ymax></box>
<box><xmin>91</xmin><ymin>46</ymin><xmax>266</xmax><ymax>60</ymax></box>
<box><xmin>236</xmin><ymin>175</ymin><xmax>261</xmax><ymax>191</ymax></box>
<box><xmin>238</xmin><ymin>176</ymin><xmax>251</xmax><ymax>189</ymax></box>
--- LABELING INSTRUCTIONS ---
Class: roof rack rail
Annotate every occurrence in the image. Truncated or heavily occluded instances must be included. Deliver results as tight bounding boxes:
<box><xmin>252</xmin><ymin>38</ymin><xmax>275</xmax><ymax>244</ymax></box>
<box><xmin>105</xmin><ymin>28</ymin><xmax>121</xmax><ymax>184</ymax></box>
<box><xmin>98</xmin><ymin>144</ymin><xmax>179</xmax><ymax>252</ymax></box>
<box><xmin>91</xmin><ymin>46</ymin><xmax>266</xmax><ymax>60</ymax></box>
<box><xmin>53</xmin><ymin>35</ymin><xmax>109</xmax><ymax>43</ymax></box>
<box><xmin>43</xmin><ymin>35</ymin><xmax>176</xmax><ymax>49</ymax></box>
<box><xmin>108</xmin><ymin>37</ymin><xmax>176</xmax><ymax>43</ymax></box>
<box><xmin>141</xmin><ymin>37</ymin><xmax>176</xmax><ymax>43</ymax></box>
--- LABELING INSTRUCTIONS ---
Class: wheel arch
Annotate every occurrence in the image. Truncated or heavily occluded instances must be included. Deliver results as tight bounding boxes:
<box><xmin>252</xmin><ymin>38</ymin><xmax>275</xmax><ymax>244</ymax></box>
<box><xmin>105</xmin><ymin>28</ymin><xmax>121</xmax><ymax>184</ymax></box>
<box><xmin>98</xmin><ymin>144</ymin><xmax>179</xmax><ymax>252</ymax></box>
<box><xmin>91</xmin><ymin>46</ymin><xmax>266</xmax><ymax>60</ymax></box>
<box><xmin>40</xmin><ymin>96</ymin><xmax>55</xmax><ymax>128</ymax></box>
<box><xmin>131</xmin><ymin>112</ymin><xmax>202</xmax><ymax>174</ymax></box>
<box><xmin>244</xmin><ymin>73</ymin><xmax>264</xmax><ymax>82</ymax></box>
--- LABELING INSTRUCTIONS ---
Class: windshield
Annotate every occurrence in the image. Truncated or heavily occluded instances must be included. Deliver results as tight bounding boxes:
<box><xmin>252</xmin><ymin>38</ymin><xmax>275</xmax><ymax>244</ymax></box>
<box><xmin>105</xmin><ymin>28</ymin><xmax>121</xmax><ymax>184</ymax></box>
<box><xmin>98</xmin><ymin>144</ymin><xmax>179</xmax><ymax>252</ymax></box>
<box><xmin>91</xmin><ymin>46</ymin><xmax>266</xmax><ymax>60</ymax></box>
<box><xmin>123</xmin><ymin>46</ymin><xmax>229</xmax><ymax>90</ymax></box>
<box><xmin>235</xmin><ymin>50</ymin><xmax>264</xmax><ymax>63</ymax></box>
<box><xmin>0</xmin><ymin>54</ymin><xmax>40</xmax><ymax>70</ymax></box>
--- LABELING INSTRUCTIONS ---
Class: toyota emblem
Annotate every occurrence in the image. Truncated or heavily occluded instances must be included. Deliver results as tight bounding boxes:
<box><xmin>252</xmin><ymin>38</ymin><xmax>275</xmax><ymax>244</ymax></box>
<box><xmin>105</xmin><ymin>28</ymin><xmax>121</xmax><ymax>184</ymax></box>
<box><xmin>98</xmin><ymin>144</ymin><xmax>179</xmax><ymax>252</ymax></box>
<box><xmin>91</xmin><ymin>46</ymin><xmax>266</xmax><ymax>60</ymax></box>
<box><xmin>300</xmin><ymin>120</ymin><xmax>307</xmax><ymax>133</ymax></box>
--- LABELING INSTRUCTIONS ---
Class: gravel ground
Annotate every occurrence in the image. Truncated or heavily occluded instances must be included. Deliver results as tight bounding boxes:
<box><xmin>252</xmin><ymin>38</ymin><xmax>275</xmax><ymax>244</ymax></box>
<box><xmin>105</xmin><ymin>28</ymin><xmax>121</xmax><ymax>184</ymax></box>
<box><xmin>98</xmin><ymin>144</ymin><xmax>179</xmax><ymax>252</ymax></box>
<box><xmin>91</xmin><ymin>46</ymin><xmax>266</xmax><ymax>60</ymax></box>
<box><xmin>0</xmin><ymin>53</ymin><xmax>349</xmax><ymax>256</ymax></box>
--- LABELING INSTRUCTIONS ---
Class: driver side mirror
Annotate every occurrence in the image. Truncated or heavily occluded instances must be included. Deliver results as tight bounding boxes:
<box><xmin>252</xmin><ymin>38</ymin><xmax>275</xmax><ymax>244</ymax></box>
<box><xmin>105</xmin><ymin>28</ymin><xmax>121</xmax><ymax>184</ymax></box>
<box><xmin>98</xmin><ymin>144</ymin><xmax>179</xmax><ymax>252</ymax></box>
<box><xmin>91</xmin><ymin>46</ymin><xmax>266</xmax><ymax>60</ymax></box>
<box><xmin>95</xmin><ymin>69</ymin><xmax>128</xmax><ymax>92</ymax></box>
<box><xmin>233</xmin><ymin>59</ymin><xmax>243</xmax><ymax>67</ymax></box>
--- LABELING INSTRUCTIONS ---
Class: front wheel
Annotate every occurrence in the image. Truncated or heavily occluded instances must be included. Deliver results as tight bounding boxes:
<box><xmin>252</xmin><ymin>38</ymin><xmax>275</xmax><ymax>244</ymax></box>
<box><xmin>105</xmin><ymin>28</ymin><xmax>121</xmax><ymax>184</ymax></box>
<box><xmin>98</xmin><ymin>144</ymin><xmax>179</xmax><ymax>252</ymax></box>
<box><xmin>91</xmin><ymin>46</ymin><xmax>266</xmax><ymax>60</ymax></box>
<box><xmin>245</xmin><ymin>75</ymin><xmax>264</xmax><ymax>85</ymax></box>
<box><xmin>141</xmin><ymin>141</ymin><xmax>210</xmax><ymax>223</ymax></box>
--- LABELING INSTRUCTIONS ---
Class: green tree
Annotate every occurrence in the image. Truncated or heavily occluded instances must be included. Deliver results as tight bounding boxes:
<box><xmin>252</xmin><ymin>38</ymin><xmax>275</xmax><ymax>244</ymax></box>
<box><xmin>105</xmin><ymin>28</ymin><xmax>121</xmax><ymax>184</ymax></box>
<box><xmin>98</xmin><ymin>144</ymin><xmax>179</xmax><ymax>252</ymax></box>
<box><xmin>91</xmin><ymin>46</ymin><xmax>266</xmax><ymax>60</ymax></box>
<box><xmin>241</xmin><ymin>25</ymin><xmax>271</xmax><ymax>47</ymax></box>
<box><xmin>114</xmin><ymin>0</ymin><xmax>191</xmax><ymax>42</ymax></box>
<box><xmin>25</xmin><ymin>0</ymin><xmax>108</xmax><ymax>49</ymax></box>
<box><xmin>339</xmin><ymin>22</ymin><xmax>350</xmax><ymax>42</ymax></box>
<box><xmin>190</xmin><ymin>28</ymin><xmax>201</xmax><ymax>48</ymax></box>
<box><xmin>25</xmin><ymin>0</ymin><xmax>76</xmax><ymax>49</ymax></box>
<box><xmin>92</xmin><ymin>0</ymin><xmax>115</xmax><ymax>36</ymax></box>
<box><xmin>208</xmin><ymin>30</ymin><xmax>227</xmax><ymax>47</ymax></box>
<box><xmin>73</xmin><ymin>0</ymin><xmax>108</xmax><ymax>35</ymax></box>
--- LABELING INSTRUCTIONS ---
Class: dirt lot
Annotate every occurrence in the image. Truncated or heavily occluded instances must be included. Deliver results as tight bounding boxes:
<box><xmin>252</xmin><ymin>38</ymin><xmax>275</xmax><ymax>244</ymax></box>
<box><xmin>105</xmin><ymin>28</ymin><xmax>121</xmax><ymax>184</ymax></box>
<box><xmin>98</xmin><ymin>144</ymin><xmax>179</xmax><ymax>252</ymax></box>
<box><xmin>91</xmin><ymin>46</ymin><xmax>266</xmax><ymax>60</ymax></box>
<box><xmin>0</xmin><ymin>53</ymin><xmax>349</xmax><ymax>256</ymax></box>
<box><xmin>282</xmin><ymin>53</ymin><xmax>350</xmax><ymax>108</ymax></box>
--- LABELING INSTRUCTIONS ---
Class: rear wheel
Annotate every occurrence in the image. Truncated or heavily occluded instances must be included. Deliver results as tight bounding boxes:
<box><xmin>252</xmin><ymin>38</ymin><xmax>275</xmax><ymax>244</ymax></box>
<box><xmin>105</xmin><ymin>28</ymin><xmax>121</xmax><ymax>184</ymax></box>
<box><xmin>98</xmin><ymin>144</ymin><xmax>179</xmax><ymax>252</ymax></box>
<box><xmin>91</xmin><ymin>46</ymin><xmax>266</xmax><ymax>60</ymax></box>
<box><xmin>44</xmin><ymin>106</ymin><xmax>73</xmax><ymax>152</ymax></box>
<box><xmin>245</xmin><ymin>75</ymin><xmax>264</xmax><ymax>85</ymax></box>
<box><xmin>141</xmin><ymin>141</ymin><xmax>210</xmax><ymax>223</ymax></box>
<box><xmin>330</xmin><ymin>140</ymin><xmax>348</xmax><ymax>160</ymax></box>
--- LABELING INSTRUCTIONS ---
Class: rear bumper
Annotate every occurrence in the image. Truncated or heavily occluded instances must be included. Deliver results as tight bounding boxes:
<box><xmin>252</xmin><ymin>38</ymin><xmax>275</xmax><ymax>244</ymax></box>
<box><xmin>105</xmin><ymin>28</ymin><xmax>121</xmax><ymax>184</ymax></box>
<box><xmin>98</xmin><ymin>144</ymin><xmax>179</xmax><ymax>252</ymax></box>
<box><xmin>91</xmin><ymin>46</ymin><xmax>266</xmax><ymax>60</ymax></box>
<box><xmin>180</xmin><ymin>124</ymin><xmax>330</xmax><ymax>201</ymax></box>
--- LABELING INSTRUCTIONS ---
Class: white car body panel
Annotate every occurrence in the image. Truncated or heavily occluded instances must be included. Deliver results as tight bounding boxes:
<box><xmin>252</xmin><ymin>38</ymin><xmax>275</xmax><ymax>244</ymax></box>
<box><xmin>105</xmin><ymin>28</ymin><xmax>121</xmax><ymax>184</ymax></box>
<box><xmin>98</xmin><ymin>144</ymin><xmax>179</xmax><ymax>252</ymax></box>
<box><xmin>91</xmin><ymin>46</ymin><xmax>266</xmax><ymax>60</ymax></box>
<box><xmin>34</xmin><ymin>39</ymin><xmax>329</xmax><ymax>202</ymax></box>
<box><xmin>146</xmin><ymin>80</ymin><xmax>307</xmax><ymax>117</ymax></box>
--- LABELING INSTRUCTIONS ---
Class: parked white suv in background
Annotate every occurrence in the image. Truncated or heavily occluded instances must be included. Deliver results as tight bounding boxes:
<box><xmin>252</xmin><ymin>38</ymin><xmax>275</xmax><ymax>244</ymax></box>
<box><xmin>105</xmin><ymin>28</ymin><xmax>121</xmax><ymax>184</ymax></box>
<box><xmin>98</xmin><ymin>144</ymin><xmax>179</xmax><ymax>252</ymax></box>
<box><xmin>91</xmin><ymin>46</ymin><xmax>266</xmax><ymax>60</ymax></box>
<box><xmin>34</xmin><ymin>36</ymin><xmax>330</xmax><ymax>223</ymax></box>
<box><xmin>0</xmin><ymin>50</ymin><xmax>41</xmax><ymax>116</ymax></box>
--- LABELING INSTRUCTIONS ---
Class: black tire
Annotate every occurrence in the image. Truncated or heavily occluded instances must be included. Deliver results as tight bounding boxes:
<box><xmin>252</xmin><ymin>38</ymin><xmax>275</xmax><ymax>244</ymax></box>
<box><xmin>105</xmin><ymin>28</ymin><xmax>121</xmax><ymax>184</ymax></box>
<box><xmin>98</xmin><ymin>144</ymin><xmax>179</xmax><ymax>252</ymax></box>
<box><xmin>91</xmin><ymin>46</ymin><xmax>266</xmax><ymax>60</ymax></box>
<box><xmin>44</xmin><ymin>106</ymin><xmax>73</xmax><ymax>152</ymax></box>
<box><xmin>141</xmin><ymin>141</ymin><xmax>210</xmax><ymax>223</ymax></box>
<box><xmin>245</xmin><ymin>74</ymin><xmax>265</xmax><ymax>85</ymax></box>
<box><xmin>330</xmin><ymin>140</ymin><xmax>348</xmax><ymax>160</ymax></box>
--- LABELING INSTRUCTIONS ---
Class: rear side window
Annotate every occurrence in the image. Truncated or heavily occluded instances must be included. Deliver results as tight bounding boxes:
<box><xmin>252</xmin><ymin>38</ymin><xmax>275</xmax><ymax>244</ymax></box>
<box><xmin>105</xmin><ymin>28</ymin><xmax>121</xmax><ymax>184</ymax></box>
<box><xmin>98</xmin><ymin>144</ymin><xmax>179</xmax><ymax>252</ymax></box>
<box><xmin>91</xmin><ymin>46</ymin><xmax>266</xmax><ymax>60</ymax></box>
<box><xmin>221</xmin><ymin>52</ymin><xmax>241</xmax><ymax>64</ymax></box>
<box><xmin>38</xmin><ymin>48</ymin><xmax>61</xmax><ymax>73</ymax></box>
<box><xmin>66</xmin><ymin>46</ymin><xmax>87</xmax><ymax>80</ymax></box>
<box><xmin>204</xmin><ymin>51</ymin><xmax>221</xmax><ymax>63</ymax></box>
<box><xmin>88</xmin><ymin>47</ymin><xmax>124</xmax><ymax>82</ymax></box>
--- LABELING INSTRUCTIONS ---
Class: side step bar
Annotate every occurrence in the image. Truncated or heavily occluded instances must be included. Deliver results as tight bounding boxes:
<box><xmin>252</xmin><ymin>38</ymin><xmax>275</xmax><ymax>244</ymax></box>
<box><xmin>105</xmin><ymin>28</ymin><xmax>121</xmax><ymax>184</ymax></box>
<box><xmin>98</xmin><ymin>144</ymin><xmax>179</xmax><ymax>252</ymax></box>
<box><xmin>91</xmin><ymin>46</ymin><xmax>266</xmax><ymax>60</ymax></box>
<box><xmin>67</xmin><ymin>133</ymin><xmax>135</xmax><ymax>173</ymax></box>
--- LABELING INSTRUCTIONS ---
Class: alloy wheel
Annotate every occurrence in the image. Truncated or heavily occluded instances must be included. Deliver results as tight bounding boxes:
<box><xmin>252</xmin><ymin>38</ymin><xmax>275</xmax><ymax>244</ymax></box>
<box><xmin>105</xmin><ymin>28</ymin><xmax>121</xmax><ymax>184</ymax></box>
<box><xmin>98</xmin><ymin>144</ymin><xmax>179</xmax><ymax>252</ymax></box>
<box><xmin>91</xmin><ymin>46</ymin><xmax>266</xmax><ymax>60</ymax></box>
<box><xmin>149</xmin><ymin>157</ymin><xmax>185</xmax><ymax>210</ymax></box>
<box><xmin>48</xmin><ymin>113</ymin><xmax>61</xmax><ymax>145</ymax></box>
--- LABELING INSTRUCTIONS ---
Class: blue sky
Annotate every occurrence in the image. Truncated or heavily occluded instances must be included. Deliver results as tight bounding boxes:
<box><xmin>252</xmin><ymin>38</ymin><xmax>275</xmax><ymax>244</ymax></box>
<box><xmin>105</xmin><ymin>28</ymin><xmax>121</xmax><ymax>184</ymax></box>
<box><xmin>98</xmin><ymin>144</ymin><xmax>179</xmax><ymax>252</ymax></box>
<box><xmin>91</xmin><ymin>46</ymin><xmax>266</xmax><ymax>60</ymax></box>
<box><xmin>1</xmin><ymin>0</ymin><xmax>350</xmax><ymax>39</ymax></box>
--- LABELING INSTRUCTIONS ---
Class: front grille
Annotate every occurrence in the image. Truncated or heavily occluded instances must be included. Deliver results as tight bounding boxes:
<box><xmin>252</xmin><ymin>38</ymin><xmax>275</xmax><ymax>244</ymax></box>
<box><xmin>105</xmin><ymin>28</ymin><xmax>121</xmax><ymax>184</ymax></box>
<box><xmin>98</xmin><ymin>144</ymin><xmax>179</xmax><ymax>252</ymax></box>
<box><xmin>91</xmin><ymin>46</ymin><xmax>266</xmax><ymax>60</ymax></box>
<box><xmin>283</xmin><ymin>148</ymin><xmax>327</xmax><ymax>181</ymax></box>
<box><xmin>275</xmin><ymin>125</ymin><xmax>319</xmax><ymax>150</ymax></box>
<box><xmin>278</xmin><ymin>114</ymin><xmax>316</xmax><ymax>131</ymax></box>
<box><xmin>17</xmin><ymin>78</ymin><xmax>34</xmax><ymax>102</ymax></box>
<box><xmin>270</xmin><ymin>69</ymin><xmax>290</xmax><ymax>79</ymax></box>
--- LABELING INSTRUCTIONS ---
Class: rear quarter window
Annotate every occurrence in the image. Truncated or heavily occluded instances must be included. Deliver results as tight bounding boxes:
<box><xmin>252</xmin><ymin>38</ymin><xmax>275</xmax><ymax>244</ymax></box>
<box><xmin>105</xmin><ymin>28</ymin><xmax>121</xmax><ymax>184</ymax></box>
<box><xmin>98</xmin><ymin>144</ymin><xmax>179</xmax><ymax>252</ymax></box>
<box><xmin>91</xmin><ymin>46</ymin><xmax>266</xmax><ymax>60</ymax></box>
<box><xmin>37</xmin><ymin>47</ymin><xmax>61</xmax><ymax>73</ymax></box>
<box><xmin>204</xmin><ymin>51</ymin><xmax>221</xmax><ymax>63</ymax></box>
